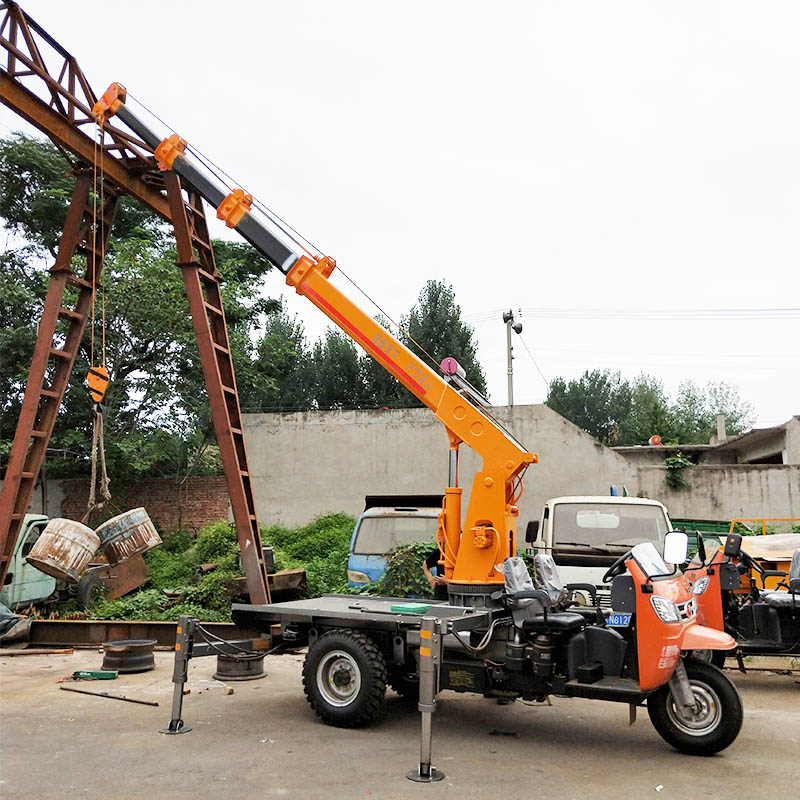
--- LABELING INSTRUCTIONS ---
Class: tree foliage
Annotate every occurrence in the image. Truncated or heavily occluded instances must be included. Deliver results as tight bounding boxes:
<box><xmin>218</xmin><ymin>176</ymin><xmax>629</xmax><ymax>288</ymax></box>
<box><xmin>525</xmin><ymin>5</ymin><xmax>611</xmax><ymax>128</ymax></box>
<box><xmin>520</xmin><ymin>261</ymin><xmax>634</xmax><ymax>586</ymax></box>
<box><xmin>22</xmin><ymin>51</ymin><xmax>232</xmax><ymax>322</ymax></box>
<box><xmin>0</xmin><ymin>134</ymin><xmax>491</xmax><ymax>487</ymax></box>
<box><xmin>0</xmin><ymin>134</ymin><xmax>275</xmax><ymax>482</ymax></box>
<box><xmin>545</xmin><ymin>369</ymin><xmax>755</xmax><ymax>445</ymax></box>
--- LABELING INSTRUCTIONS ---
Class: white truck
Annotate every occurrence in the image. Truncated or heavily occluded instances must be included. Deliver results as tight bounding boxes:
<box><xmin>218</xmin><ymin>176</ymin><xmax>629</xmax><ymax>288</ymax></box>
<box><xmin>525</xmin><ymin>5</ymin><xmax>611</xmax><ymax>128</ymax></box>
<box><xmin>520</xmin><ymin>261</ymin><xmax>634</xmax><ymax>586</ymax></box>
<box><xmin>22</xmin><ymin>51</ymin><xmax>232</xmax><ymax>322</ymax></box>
<box><xmin>524</xmin><ymin>495</ymin><xmax>673</xmax><ymax>606</ymax></box>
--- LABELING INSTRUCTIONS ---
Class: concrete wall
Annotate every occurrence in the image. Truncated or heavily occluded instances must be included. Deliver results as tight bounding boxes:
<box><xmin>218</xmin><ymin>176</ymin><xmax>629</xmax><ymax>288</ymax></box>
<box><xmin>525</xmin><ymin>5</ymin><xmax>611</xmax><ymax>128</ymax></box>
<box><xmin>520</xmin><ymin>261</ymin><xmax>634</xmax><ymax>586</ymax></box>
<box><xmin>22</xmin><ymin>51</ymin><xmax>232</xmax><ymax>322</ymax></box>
<box><xmin>0</xmin><ymin>479</ymin><xmax>64</xmax><ymax>518</ymax></box>
<box><xmin>638</xmin><ymin>464</ymin><xmax>800</xmax><ymax>521</ymax></box>
<box><xmin>786</xmin><ymin>417</ymin><xmax>800</xmax><ymax>463</ymax></box>
<box><xmin>243</xmin><ymin>404</ymin><xmax>641</xmax><ymax>528</ymax></box>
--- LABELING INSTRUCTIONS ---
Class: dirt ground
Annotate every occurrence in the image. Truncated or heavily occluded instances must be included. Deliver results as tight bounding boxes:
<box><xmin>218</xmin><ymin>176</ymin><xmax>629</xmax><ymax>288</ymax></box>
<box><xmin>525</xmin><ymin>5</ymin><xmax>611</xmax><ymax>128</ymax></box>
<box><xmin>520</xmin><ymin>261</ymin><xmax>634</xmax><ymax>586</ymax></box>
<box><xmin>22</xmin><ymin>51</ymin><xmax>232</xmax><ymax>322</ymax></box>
<box><xmin>1</xmin><ymin>649</ymin><xmax>798</xmax><ymax>800</ymax></box>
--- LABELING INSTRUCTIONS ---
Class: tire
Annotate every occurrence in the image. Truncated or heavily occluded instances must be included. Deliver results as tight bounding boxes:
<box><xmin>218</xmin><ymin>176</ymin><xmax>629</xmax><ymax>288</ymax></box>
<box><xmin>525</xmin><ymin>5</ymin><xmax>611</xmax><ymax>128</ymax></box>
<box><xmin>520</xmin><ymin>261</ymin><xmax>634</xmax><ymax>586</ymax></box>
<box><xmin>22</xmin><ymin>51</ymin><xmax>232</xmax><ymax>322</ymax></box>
<box><xmin>388</xmin><ymin>668</ymin><xmax>419</xmax><ymax>701</ymax></box>
<box><xmin>647</xmin><ymin>659</ymin><xmax>743</xmax><ymax>755</ymax></box>
<box><xmin>302</xmin><ymin>629</ymin><xmax>387</xmax><ymax>728</ymax></box>
<box><xmin>76</xmin><ymin>573</ymin><xmax>105</xmax><ymax>610</ymax></box>
<box><xmin>691</xmin><ymin>649</ymin><xmax>727</xmax><ymax>669</ymax></box>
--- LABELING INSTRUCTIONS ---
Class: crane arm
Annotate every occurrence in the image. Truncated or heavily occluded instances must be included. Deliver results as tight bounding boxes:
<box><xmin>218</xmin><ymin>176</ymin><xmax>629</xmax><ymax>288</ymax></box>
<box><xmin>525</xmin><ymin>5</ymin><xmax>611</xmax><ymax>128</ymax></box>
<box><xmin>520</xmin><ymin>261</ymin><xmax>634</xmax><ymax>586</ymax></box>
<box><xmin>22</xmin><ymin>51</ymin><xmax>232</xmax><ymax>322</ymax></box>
<box><xmin>96</xmin><ymin>85</ymin><xmax>537</xmax><ymax>586</ymax></box>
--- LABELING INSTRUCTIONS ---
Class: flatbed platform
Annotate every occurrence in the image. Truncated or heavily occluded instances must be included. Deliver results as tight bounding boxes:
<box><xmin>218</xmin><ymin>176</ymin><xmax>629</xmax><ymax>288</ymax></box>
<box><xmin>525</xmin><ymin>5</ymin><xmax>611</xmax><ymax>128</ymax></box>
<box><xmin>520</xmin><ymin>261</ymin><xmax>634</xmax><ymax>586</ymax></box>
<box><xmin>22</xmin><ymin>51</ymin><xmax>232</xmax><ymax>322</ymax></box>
<box><xmin>232</xmin><ymin>594</ymin><xmax>495</xmax><ymax>634</ymax></box>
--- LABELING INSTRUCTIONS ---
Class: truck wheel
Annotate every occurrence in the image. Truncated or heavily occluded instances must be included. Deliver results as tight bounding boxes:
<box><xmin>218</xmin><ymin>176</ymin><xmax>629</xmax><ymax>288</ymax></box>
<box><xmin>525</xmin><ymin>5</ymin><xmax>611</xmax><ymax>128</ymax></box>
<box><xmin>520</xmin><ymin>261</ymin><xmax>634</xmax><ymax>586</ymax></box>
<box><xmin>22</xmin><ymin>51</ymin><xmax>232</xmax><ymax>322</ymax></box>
<box><xmin>302</xmin><ymin>629</ymin><xmax>387</xmax><ymax>727</ymax></box>
<box><xmin>76</xmin><ymin>573</ymin><xmax>105</xmax><ymax>610</ymax></box>
<box><xmin>647</xmin><ymin>660</ymin><xmax>742</xmax><ymax>755</ymax></box>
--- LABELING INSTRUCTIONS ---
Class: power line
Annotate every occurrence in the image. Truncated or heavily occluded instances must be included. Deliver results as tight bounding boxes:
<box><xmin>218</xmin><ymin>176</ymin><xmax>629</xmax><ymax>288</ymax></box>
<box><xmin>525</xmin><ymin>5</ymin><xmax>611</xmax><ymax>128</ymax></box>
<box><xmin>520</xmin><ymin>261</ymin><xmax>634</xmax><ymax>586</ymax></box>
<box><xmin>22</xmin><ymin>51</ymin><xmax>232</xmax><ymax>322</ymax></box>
<box><xmin>464</xmin><ymin>307</ymin><xmax>800</xmax><ymax>322</ymax></box>
<box><xmin>516</xmin><ymin>335</ymin><xmax>549</xmax><ymax>388</ymax></box>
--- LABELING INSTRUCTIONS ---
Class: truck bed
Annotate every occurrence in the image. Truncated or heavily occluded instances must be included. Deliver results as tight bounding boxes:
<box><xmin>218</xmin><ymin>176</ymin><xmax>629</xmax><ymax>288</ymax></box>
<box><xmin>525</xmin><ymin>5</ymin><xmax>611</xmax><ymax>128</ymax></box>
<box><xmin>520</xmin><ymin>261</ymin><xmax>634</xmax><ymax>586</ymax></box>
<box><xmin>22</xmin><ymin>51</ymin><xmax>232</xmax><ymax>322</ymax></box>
<box><xmin>232</xmin><ymin>594</ymin><xmax>493</xmax><ymax>634</ymax></box>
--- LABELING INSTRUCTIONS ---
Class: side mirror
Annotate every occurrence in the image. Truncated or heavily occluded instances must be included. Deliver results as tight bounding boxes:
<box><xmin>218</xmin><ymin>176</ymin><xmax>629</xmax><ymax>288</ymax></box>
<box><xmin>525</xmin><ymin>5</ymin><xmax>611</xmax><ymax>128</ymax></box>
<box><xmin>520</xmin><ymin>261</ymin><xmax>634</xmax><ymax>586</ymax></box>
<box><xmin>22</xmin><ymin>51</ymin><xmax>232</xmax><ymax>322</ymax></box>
<box><xmin>525</xmin><ymin>520</ymin><xmax>540</xmax><ymax>543</ymax></box>
<box><xmin>723</xmin><ymin>534</ymin><xmax>742</xmax><ymax>559</ymax></box>
<box><xmin>663</xmin><ymin>530</ymin><xmax>689</xmax><ymax>565</ymax></box>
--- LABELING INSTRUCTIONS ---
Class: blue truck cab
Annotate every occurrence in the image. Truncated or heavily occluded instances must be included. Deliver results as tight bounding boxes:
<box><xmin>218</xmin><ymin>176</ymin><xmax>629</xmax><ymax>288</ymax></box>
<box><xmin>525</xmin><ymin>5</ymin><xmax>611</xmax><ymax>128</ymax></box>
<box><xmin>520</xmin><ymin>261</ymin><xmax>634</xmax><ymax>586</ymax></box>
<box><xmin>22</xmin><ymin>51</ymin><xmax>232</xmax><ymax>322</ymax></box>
<box><xmin>346</xmin><ymin>495</ymin><xmax>442</xmax><ymax>587</ymax></box>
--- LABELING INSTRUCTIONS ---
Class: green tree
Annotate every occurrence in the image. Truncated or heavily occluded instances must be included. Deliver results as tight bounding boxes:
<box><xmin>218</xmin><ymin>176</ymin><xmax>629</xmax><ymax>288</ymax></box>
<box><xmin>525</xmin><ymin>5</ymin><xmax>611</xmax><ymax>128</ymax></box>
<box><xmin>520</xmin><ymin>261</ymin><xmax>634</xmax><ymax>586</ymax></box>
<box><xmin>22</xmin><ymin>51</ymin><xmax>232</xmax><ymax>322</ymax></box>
<box><xmin>618</xmin><ymin>375</ymin><xmax>676</xmax><ymax>445</ymax></box>
<box><xmin>672</xmin><ymin>380</ymin><xmax>754</xmax><ymax>442</ymax></box>
<box><xmin>311</xmin><ymin>329</ymin><xmax>366</xmax><ymax>409</ymax></box>
<box><xmin>241</xmin><ymin>300</ymin><xmax>315</xmax><ymax>412</ymax></box>
<box><xmin>358</xmin><ymin>279</ymin><xmax>488</xmax><ymax>409</ymax></box>
<box><xmin>0</xmin><ymin>133</ymin><xmax>279</xmax><ymax>483</ymax></box>
<box><xmin>359</xmin><ymin>314</ymin><xmax>416</xmax><ymax>408</ymax></box>
<box><xmin>402</xmin><ymin>280</ymin><xmax>487</xmax><ymax>397</ymax></box>
<box><xmin>545</xmin><ymin>369</ymin><xmax>755</xmax><ymax>446</ymax></box>
<box><xmin>545</xmin><ymin>369</ymin><xmax>632</xmax><ymax>444</ymax></box>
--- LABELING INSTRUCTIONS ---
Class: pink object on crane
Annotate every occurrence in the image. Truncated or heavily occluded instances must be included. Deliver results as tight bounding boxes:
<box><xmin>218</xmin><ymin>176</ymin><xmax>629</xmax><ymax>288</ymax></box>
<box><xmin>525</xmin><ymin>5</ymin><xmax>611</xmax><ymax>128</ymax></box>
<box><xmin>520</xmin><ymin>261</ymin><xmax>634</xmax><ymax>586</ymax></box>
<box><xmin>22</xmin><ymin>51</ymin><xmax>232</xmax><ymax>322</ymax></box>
<box><xmin>440</xmin><ymin>357</ymin><xmax>466</xmax><ymax>380</ymax></box>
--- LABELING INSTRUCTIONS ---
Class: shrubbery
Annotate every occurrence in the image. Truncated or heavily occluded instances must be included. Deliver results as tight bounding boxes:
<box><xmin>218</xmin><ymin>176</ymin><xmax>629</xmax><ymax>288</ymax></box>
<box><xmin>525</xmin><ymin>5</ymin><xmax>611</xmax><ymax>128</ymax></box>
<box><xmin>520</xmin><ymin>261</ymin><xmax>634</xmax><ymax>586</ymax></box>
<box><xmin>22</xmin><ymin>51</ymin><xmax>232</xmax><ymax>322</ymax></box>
<box><xmin>85</xmin><ymin>513</ymin><xmax>357</xmax><ymax>621</ymax></box>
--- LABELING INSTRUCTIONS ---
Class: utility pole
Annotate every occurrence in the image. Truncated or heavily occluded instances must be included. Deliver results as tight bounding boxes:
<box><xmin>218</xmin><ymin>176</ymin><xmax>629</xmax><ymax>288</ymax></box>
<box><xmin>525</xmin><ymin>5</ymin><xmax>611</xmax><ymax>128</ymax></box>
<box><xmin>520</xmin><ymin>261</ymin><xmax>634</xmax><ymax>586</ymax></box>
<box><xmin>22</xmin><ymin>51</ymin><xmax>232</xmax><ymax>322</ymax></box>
<box><xmin>502</xmin><ymin>310</ymin><xmax>522</xmax><ymax>407</ymax></box>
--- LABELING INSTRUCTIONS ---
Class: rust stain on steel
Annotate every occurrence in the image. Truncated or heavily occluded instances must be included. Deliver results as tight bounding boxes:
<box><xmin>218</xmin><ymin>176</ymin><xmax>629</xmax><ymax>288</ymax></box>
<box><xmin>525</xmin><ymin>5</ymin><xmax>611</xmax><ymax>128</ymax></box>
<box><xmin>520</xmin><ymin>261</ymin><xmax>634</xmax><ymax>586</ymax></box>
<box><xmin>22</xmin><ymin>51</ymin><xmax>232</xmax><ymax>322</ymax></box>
<box><xmin>85</xmin><ymin>554</ymin><xmax>148</xmax><ymax>600</ymax></box>
<box><xmin>28</xmin><ymin>619</ymin><xmax>271</xmax><ymax>648</ymax></box>
<box><xmin>95</xmin><ymin>508</ymin><xmax>162</xmax><ymax>566</ymax></box>
<box><xmin>25</xmin><ymin>518</ymin><xmax>100</xmax><ymax>583</ymax></box>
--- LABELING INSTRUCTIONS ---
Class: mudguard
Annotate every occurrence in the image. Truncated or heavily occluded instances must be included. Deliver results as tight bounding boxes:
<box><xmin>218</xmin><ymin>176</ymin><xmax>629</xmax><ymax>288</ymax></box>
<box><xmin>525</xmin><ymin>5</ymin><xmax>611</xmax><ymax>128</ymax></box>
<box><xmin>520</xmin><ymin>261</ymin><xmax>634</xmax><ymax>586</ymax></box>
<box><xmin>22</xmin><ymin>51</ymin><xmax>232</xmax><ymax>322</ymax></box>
<box><xmin>680</xmin><ymin>623</ymin><xmax>736</xmax><ymax>652</ymax></box>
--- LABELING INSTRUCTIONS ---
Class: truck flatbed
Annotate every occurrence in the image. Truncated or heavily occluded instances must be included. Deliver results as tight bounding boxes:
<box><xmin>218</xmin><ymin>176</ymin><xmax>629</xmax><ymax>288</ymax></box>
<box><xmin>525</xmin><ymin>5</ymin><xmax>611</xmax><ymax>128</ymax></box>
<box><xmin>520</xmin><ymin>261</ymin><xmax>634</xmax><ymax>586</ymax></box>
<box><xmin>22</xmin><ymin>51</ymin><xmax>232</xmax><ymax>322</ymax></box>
<box><xmin>232</xmin><ymin>594</ymin><xmax>494</xmax><ymax>635</ymax></box>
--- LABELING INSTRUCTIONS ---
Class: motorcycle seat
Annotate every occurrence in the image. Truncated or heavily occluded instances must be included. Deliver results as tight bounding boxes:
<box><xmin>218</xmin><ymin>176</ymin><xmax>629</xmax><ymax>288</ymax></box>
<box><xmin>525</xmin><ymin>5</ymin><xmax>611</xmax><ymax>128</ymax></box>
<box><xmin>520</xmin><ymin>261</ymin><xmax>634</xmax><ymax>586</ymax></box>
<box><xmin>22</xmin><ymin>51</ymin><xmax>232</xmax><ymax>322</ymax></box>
<box><xmin>758</xmin><ymin>549</ymin><xmax>800</xmax><ymax>608</ymax></box>
<box><xmin>521</xmin><ymin>612</ymin><xmax>585</xmax><ymax>634</ymax></box>
<box><xmin>758</xmin><ymin>590</ymin><xmax>799</xmax><ymax>608</ymax></box>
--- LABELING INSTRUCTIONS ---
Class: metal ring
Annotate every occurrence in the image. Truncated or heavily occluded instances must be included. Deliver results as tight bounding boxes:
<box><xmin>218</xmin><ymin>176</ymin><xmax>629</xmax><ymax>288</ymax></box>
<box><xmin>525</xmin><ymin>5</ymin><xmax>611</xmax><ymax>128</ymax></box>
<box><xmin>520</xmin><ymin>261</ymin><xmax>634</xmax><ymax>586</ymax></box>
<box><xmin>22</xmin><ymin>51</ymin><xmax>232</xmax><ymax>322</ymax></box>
<box><xmin>316</xmin><ymin>649</ymin><xmax>361</xmax><ymax>707</ymax></box>
<box><xmin>666</xmin><ymin>679</ymin><xmax>722</xmax><ymax>736</ymax></box>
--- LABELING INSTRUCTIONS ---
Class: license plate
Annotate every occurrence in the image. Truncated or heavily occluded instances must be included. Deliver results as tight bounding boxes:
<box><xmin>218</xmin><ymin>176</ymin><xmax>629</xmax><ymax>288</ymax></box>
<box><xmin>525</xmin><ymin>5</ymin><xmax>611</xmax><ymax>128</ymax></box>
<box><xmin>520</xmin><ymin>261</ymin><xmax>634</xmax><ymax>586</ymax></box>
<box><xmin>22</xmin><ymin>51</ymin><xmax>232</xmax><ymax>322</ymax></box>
<box><xmin>607</xmin><ymin>613</ymin><xmax>632</xmax><ymax>627</ymax></box>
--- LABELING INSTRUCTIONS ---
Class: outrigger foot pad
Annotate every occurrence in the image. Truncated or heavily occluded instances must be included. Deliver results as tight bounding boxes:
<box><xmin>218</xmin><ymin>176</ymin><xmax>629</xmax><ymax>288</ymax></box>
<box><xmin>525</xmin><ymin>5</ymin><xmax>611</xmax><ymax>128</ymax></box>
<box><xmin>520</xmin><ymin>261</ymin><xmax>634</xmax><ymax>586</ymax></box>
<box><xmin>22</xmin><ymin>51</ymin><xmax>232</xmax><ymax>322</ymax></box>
<box><xmin>407</xmin><ymin>767</ymin><xmax>445</xmax><ymax>783</ymax></box>
<box><xmin>160</xmin><ymin>720</ymin><xmax>192</xmax><ymax>735</ymax></box>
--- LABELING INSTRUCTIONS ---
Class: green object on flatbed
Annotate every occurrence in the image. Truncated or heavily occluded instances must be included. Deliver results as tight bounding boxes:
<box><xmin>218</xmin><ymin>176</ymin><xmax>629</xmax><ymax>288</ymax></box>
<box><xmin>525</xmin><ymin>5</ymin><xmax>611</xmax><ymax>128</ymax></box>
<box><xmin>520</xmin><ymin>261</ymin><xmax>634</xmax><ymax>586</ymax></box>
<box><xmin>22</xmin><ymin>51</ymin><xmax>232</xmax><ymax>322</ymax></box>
<box><xmin>72</xmin><ymin>670</ymin><xmax>118</xmax><ymax>680</ymax></box>
<box><xmin>389</xmin><ymin>602</ymin><xmax>432</xmax><ymax>615</ymax></box>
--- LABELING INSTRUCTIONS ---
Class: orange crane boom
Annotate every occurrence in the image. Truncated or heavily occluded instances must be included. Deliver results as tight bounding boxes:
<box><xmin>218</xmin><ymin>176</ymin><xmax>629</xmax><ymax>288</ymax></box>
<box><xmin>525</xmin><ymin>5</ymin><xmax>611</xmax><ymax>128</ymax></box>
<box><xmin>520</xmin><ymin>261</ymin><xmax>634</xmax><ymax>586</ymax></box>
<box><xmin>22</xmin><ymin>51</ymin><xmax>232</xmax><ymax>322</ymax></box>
<box><xmin>96</xmin><ymin>88</ymin><xmax>537</xmax><ymax>591</ymax></box>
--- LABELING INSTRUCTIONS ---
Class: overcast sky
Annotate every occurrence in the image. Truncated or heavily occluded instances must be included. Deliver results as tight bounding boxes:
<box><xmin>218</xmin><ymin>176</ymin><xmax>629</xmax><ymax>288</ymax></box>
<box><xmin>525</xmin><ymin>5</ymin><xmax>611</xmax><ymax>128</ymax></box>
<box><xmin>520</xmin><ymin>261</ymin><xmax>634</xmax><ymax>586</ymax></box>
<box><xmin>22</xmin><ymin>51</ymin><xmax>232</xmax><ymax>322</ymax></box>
<box><xmin>3</xmin><ymin>1</ymin><xmax>798</xmax><ymax>430</ymax></box>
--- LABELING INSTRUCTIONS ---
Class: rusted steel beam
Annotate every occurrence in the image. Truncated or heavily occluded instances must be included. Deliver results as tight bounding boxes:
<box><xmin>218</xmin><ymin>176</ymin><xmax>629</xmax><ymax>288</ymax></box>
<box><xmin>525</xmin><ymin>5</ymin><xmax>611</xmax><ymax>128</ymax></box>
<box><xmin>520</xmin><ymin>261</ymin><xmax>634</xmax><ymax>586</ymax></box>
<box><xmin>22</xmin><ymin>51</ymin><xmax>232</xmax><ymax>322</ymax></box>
<box><xmin>0</xmin><ymin>177</ymin><xmax>100</xmax><ymax>583</ymax></box>
<box><xmin>0</xmin><ymin>3</ymin><xmax>156</xmax><ymax>169</ymax></box>
<box><xmin>164</xmin><ymin>173</ymin><xmax>271</xmax><ymax>606</ymax></box>
<box><xmin>0</xmin><ymin>69</ymin><xmax>171</xmax><ymax>219</ymax></box>
<box><xmin>25</xmin><ymin>619</ymin><xmax>270</xmax><ymax>649</ymax></box>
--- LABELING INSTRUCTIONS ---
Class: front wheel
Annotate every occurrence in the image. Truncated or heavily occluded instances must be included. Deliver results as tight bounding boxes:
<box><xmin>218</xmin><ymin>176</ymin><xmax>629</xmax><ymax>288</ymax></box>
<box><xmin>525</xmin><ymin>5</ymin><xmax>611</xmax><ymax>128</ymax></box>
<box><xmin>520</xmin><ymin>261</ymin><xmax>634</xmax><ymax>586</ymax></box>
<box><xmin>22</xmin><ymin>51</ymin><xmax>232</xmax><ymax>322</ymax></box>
<box><xmin>302</xmin><ymin>629</ymin><xmax>387</xmax><ymax>728</ymax></box>
<box><xmin>647</xmin><ymin>659</ymin><xmax>742</xmax><ymax>755</ymax></box>
<box><xmin>691</xmin><ymin>649</ymin><xmax>727</xmax><ymax>669</ymax></box>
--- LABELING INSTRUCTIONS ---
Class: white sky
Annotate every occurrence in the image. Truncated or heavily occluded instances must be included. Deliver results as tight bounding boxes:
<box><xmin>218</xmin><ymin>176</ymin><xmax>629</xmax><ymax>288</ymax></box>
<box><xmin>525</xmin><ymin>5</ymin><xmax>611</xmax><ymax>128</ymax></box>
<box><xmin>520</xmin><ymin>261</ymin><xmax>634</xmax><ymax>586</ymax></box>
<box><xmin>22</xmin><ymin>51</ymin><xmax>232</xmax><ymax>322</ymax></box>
<box><xmin>3</xmin><ymin>1</ymin><xmax>798</xmax><ymax>429</ymax></box>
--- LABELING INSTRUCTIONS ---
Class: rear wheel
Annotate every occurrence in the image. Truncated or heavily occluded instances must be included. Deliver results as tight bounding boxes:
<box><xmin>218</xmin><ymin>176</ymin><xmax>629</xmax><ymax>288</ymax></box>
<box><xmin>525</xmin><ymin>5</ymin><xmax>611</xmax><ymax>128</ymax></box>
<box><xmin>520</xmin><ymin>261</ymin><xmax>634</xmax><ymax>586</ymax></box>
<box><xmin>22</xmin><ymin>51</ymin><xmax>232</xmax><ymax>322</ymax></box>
<box><xmin>647</xmin><ymin>659</ymin><xmax>742</xmax><ymax>755</ymax></box>
<box><xmin>302</xmin><ymin>629</ymin><xmax>387</xmax><ymax>727</ymax></box>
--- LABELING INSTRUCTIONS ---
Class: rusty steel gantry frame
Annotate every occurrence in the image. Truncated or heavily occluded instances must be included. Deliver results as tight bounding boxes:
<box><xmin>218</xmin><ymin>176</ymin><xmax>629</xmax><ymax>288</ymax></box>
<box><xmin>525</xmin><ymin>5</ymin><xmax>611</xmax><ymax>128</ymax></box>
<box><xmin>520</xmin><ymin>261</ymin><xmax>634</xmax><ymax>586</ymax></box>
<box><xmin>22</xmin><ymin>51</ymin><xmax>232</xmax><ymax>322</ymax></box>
<box><xmin>0</xmin><ymin>1</ymin><xmax>270</xmax><ymax>603</ymax></box>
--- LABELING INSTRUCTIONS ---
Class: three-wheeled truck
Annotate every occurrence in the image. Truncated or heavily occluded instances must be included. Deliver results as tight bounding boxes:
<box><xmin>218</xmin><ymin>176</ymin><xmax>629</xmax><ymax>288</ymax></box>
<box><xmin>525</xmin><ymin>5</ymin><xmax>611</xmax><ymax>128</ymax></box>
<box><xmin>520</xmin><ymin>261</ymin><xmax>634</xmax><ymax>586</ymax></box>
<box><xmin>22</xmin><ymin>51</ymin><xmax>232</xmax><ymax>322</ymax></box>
<box><xmin>92</xmin><ymin>83</ymin><xmax>744</xmax><ymax>760</ymax></box>
<box><xmin>687</xmin><ymin>532</ymin><xmax>800</xmax><ymax>666</ymax></box>
<box><xmin>231</xmin><ymin>538</ymin><xmax>742</xmax><ymax>756</ymax></box>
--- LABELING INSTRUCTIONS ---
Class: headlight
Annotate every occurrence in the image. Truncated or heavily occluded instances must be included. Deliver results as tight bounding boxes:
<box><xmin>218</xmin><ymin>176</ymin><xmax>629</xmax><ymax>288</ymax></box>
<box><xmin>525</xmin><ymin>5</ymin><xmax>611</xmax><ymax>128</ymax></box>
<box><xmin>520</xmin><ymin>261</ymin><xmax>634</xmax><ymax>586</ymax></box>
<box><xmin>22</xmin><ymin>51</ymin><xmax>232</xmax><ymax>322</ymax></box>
<box><xmin>650</xmin><ymin>595</ymin><xmax>681</xmax><ymax>623</ymax></box>
<box><xmin>692</xmin><ymin>577</ymin><xmax>710</xmax><ymax>596</ymax></box>
<box><xmin>347</xmin><ymin>569</ymin><xmax>371</xmax><ymax>584</ymax></box>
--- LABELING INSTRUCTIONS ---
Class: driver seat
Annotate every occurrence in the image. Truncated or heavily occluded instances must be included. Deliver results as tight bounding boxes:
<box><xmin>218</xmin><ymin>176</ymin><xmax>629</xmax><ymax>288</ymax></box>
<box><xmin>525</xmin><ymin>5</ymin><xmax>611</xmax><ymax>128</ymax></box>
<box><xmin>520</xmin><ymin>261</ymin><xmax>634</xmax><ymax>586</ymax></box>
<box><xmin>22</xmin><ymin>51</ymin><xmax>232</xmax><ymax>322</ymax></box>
<box><xmin>502</xmin><ymin>557</ymin><xmax>584</xmax><ymax>634</ymax></box>
<box><xmin>759</xmin><ymin>549</ymin><xmax>800</xmax><ymax>608</ymax></box>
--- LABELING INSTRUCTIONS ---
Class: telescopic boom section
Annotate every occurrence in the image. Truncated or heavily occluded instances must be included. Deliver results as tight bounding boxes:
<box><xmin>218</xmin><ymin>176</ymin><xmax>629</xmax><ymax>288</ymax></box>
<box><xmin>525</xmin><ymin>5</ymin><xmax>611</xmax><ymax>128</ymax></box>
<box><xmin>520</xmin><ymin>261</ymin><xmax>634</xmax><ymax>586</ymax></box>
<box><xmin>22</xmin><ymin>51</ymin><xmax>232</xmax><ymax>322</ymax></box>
<box><xmin>96</xmin><ymin>86</ymin><xmax>537</xmax><ymax>587</ymax></box>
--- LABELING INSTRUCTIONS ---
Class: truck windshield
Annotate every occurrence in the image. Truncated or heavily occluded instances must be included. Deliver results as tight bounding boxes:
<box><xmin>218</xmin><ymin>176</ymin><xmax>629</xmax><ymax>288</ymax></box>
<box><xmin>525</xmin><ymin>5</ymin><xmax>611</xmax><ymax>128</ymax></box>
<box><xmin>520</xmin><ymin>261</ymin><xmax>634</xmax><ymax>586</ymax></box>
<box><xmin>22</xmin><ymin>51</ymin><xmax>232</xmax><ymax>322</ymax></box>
<box><xmin>353</xmin><ymin>516</ymin><xmax>437</xmax><ymax>555</ymax></box>
<box><xmin>553</xmin><ymin>503</ymin><xmax>668</xmax><ymax>551</ymax></box>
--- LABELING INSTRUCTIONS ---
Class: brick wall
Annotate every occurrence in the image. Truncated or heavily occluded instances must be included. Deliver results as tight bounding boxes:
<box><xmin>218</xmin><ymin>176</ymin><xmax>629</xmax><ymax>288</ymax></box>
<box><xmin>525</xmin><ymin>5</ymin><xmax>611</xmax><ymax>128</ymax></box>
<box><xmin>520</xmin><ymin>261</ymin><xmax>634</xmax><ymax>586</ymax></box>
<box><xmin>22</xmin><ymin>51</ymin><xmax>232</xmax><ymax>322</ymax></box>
<box><xmin>60</xmin><ymin>476</ymin><xmax>230</xmax><ymax>532</ymax></box>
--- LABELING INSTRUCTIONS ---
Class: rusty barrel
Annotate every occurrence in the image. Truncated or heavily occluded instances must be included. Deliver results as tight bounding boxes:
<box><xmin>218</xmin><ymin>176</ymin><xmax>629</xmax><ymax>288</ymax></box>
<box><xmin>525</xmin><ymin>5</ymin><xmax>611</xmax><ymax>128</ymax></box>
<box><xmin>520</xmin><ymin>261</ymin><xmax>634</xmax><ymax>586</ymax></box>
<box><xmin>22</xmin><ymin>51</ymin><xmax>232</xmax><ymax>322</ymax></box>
<box><xmin>101</xmin><ymin>639</ymin><xmax>157</xmax><ymax>673</ymax></box>
<box><xmin>25</xmin><ymin>518</ymin><xmax>100</xmax><ymax>583</ymax></box>
<box><xmin>95</xmin><ymin>508</ymin><xmax>162</xmax><ymax>565</ymax></box>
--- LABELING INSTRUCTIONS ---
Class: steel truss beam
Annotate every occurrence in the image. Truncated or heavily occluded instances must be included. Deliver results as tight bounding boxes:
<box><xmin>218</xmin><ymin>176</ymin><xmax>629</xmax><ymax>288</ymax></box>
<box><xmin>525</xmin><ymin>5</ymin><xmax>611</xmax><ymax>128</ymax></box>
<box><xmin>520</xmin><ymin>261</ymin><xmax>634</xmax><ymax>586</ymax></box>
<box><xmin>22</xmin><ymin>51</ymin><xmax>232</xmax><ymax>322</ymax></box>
<box><xmin>0</xmin><ymin>2</ymin><xmax>269</xmax><ymax>603</ymax></box>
